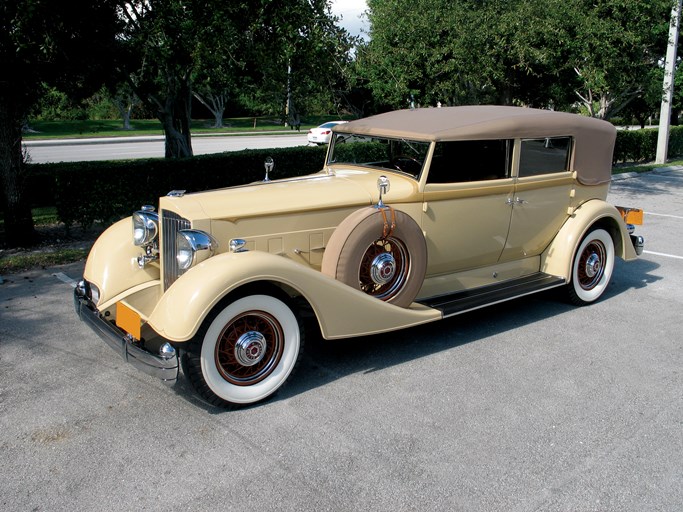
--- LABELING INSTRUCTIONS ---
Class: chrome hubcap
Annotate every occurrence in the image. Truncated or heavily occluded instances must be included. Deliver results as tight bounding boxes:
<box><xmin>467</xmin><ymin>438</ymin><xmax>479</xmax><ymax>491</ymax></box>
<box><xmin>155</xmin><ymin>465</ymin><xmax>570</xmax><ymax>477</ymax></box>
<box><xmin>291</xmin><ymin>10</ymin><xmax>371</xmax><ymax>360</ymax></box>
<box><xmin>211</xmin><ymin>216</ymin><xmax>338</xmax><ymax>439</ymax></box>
<box><xmin>370</xmin><ymin>252</ymin><xmax>396</xmax><ymax>285</ymax></box>
<box><xmin>234</xmin><ymin>331</ymin><xmax>267</xmax><ymax>367</ymax></box>
<box><xmin>585</xmin><ymin>253</ymin><xmax>602</xmax><ymax>279</ymax></box>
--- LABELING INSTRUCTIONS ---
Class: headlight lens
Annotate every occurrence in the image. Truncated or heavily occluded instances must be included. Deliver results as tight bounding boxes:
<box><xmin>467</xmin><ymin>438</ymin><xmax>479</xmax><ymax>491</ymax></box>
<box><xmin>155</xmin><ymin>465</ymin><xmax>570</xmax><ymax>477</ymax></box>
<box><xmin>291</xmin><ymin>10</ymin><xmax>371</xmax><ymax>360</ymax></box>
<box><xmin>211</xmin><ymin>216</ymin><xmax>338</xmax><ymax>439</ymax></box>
<box><xmin>132</xmin><ymin>210</ymin><xmax>159</xmax><ymax>246</ymax></box>
<box><xmin>176</xmin><ymin>229</ymin><xmax>217</xmax><ymax>271</ymax></box>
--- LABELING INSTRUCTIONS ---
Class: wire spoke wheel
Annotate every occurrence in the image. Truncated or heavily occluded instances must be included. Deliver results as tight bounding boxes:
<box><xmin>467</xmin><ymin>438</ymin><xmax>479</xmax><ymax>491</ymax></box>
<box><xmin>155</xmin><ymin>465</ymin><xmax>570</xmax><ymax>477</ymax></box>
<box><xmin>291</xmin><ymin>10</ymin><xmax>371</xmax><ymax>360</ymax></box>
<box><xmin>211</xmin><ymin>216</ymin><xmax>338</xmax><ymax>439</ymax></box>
<box><xmin>577</xmin><ymin>240</ymin><xmax>607</xmax><ymax>291</ymax></box>
<box><xmin>184</xmin><ymin>294</ymin><xmax>303</xmax><ymax>407</ymax></box>
<box><xmin>215</xmin><ymin>310</ymin><xmax>284</xmax><ymax>386</ymax></box>
<box><xmin>358</xmin><ymin>237</ymin><xmax>409</xmax><ymax>301</ymax></box>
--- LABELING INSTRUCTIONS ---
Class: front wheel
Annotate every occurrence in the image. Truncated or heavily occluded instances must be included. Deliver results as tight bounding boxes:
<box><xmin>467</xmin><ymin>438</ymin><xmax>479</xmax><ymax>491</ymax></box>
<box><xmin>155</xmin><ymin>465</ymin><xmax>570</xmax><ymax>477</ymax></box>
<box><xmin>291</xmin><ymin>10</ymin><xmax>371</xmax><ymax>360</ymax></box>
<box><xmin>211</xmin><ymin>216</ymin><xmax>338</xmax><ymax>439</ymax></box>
<box><xmin>182</xmin><ymin>294</ymin><xmax>304</xmax><ymax>407</ymax></box>
<box><xmin>565</xmin><ymin>228</ymin><xmax>615</xmax><ymax>306</ymax></box>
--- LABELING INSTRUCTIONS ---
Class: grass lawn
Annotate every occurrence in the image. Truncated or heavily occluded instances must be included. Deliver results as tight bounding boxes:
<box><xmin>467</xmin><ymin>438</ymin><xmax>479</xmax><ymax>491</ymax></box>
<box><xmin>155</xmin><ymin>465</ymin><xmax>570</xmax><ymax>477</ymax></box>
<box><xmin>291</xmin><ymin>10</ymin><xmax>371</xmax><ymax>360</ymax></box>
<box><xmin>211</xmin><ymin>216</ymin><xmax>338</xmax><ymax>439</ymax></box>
<box><xmin>613</xmin><ymin>158</ymin><xmax>683</xmax><ymax>174</ymax></box>
<box><xmin>23</xmin><ymin>115</ymin><xmax>351</xmax><ymax>140</ymax></box>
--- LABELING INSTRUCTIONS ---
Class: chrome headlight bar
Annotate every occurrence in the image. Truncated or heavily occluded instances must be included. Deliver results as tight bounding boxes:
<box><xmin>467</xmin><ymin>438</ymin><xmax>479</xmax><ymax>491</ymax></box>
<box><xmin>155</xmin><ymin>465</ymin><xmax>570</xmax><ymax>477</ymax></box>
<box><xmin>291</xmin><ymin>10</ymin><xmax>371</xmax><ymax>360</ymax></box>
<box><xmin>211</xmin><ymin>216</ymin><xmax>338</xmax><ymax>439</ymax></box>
<box><xmin>176</xmin><ymin>229</ymin><xmax>218</xmax><ymax>272</ymax></box>
<box><xmin>133</xmin><ymin>206</ymin><xmax>160</xmax><ymax>268</ymax></box>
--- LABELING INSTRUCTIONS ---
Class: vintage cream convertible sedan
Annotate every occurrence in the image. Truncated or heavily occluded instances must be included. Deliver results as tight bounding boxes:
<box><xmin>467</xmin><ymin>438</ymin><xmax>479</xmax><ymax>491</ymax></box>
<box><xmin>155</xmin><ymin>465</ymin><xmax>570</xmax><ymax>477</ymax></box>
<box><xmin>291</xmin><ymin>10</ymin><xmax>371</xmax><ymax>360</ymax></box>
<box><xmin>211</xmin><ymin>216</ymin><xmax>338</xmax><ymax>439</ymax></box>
<box><xmin>75</xmin><ymin>106</ymin><xmax>645</xmax><ymax>407</ymax></box>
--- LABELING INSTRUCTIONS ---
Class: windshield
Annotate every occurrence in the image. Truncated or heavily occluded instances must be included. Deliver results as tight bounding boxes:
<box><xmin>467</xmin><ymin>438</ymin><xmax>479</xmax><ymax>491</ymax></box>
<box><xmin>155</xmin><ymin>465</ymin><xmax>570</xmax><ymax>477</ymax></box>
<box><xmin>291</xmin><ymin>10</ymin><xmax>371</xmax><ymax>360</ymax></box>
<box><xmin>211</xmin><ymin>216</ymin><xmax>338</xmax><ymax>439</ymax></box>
<box><xmin>326</xmin><ymin>133</ymin><xmax>430</xmax><ymax>179</ymax></box>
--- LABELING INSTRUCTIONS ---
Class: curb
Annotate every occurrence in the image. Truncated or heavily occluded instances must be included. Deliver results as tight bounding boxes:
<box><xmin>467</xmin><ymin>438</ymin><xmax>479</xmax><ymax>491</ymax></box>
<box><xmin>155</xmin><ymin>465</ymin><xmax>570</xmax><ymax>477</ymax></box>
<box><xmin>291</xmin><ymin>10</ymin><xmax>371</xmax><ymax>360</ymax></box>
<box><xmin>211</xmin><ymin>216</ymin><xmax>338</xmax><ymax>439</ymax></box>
<box><xmin>612</xmin><ymin>165</ymin><xmax>683</xmax><ymax>181</ymax></box>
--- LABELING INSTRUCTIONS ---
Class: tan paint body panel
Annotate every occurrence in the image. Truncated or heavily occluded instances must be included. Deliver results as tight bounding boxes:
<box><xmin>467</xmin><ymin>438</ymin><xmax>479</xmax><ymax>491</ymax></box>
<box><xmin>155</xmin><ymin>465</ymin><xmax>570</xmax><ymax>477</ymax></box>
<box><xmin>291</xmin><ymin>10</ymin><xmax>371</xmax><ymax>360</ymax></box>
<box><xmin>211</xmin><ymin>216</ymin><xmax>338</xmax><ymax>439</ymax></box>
<box><xmin>147</xmin><ymin>251</ymin><xmax>441</xmax><ymax>341</ymax></box>
<box><xmin>81</xmin><ymin>106</ymin><xmax>641</xmax><ymax>344</ymax></box>
<box><xmin>541</xmin><ymin>199</ymin><xmax>638</xmax><ymax>278</ymax></box>
<box><xmin>84</xmin><ymin>218</ymin><xmax>160</xmax><ymax>309</ymax></box>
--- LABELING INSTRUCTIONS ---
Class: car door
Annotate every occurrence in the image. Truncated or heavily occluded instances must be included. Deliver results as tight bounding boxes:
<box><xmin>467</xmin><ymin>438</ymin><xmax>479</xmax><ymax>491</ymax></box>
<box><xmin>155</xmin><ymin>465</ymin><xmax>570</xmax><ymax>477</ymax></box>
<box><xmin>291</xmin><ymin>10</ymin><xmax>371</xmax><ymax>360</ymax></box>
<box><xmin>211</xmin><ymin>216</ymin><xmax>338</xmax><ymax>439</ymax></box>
<box><xmin>421</xmin><ymin>139</ymin><xmax>515</xmax><ymax>275</ymax></box>
<box><xmin>499</xmin><ymin>137</ymin><xmax>574</xmax><ymax>263</ymax></box>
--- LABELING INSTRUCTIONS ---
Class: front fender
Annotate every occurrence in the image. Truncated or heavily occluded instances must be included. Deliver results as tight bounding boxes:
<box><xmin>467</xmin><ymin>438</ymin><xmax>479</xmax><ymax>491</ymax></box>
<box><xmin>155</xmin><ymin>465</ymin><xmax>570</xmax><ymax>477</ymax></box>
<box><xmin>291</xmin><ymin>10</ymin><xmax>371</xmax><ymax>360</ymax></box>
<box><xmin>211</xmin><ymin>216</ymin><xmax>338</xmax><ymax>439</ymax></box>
<box><xmin>84</xmin><ymin>217</ymin><xmax>160</xmax><ymax>309</ymax></box>
<box><xmin>147</xmin><ymin>251</ymin><xmax>441</xmax><ymax>342</ymax></box>
<box><xmin>541</xmin><ymin>199</ymin><xmax>636</xmax><ymax>279</ymax></box>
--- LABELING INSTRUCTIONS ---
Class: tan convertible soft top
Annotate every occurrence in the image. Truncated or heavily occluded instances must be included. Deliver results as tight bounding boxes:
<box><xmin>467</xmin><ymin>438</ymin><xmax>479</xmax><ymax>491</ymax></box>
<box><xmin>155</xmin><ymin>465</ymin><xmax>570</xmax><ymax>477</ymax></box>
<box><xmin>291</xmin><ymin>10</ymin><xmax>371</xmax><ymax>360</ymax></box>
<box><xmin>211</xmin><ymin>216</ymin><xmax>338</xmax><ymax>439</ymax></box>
<box><xmin>334</xmin><ymin>106</ymin><xmax>616</xmax><ymax>185</ymax></box>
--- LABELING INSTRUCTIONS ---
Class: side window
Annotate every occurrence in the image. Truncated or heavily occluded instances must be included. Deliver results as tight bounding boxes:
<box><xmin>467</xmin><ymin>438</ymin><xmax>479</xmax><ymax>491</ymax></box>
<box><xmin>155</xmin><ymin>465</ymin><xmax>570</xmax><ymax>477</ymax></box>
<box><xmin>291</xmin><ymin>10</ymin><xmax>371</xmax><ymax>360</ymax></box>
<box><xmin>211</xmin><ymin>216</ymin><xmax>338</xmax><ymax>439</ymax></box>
<box><xmin>519</xmin><ymin>137</ymin><xmax>572</xmax><ymax>177</ymax></box>
<box><xmin>427</xmin><ymin>140</ymin><xmax>511</xmax><ymax>184</ymax></box>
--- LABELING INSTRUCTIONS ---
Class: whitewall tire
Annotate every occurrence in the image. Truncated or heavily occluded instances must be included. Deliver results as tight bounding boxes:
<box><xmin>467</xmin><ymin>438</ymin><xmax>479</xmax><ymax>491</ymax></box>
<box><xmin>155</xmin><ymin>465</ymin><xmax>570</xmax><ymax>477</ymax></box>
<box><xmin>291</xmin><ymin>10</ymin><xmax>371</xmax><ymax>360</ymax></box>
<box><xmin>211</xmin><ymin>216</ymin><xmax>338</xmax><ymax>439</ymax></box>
<box><xmin>184</xmin><ymin>294</ymin><xmax>303</xmax><ymax>407</ymax></box>
<box><xmin>566</xmin><ymin>228</ymin><xmax>615</xmax><ymax>306</ymax></box>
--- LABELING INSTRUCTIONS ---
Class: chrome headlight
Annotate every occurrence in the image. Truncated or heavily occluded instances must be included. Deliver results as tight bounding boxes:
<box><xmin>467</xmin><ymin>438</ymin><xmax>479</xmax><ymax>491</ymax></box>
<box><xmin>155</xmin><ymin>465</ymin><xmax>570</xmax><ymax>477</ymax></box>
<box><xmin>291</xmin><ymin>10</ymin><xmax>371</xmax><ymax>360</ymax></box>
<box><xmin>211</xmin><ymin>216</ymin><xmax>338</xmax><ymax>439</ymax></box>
<box><xmin>176</xmin><ymin>229</ymin><xmax>217</xmax><ymax>271</ymax></box>
<box><xmin>132</xmin><ymin>209</ymin><xmax>159</xmax><ymax>246</ymax></box>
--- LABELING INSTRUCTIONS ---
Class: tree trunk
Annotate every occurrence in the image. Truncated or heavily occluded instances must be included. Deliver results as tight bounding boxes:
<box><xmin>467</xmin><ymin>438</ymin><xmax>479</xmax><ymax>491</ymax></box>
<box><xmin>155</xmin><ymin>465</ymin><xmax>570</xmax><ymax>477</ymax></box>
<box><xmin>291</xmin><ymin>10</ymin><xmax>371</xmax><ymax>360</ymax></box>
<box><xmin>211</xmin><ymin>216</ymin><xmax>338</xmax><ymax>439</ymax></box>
<box><xmin>193</xmin><ymin>91</ymin><xmax>226</xmax><ymax>129</ymax></box>
<box><xmin>0</xmin><ymin>93</ymin><xmax>36</xmax><ymax>248</ymax></box>
<box><xmin>156</xmin><ymin>72</ymin><xmax>194</xmax><ymax>159</ymax></box>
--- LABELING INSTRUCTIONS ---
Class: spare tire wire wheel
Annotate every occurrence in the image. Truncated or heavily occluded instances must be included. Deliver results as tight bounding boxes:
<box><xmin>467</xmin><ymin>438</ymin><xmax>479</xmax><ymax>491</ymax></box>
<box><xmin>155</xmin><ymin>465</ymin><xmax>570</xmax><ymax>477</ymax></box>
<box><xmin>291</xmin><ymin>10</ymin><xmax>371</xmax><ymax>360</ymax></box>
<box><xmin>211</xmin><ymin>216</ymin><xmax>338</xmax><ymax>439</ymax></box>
<box><xmin>359</xmin><ymin>236</ymin><xmax>409</xmax><ymax>301</ymax></box>
<box><xmin>322</xmin><ymin>206</ymin><xmax>427</xmax><ymax>308</ymax></box>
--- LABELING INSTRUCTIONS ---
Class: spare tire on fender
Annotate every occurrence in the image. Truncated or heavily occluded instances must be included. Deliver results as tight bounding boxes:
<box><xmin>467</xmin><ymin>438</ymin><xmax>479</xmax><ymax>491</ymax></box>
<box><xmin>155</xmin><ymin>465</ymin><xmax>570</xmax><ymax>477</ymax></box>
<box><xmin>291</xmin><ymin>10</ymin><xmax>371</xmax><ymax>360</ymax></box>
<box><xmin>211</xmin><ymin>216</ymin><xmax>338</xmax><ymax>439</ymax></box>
<box><xmin>322</xmin><ymin>206</ymin><xmax>427</xmax><ymax>308</ymax></box>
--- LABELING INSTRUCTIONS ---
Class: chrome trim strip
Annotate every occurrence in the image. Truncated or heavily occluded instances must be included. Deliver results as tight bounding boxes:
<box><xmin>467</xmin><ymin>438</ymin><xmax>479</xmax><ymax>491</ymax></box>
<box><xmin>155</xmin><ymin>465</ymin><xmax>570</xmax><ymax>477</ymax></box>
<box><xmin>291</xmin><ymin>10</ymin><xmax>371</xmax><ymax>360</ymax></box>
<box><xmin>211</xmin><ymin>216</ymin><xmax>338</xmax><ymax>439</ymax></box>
<box><xmin>74</xmin><ymin>287</ymin><xmax>178</xmax><ymax>382</ymax></box>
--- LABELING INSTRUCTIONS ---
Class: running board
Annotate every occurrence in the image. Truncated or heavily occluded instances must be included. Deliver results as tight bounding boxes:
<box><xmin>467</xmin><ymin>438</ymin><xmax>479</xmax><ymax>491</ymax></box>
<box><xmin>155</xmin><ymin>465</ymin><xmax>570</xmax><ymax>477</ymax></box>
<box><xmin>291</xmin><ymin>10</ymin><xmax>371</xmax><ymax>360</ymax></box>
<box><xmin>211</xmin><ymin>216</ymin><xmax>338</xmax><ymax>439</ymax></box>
<box><xmin>418</xmin><ymin>272</ymin><xmax>566</xmax><ymax>318</ymax></box>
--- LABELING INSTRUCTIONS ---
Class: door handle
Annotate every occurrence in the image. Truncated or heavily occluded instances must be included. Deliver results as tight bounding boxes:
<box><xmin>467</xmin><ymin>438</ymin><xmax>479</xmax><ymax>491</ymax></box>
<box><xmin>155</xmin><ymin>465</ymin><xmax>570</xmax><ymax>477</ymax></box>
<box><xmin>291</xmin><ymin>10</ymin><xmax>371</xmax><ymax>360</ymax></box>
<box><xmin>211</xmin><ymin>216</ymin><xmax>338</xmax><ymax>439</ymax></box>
<box><xmin>506</xmin><ymin>197</ymin><xmax>528</xmax><ymax>206</ymax></box>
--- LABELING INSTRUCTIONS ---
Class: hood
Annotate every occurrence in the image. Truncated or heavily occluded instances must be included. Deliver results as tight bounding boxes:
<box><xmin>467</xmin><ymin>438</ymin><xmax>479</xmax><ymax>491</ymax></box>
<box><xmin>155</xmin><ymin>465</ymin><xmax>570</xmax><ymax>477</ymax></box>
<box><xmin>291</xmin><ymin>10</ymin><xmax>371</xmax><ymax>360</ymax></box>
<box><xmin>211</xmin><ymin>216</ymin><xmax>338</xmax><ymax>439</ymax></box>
<box><xmin>158</xmin><ymin>168</ymin><xmax>419</xmax><ymax>222</ymax></box>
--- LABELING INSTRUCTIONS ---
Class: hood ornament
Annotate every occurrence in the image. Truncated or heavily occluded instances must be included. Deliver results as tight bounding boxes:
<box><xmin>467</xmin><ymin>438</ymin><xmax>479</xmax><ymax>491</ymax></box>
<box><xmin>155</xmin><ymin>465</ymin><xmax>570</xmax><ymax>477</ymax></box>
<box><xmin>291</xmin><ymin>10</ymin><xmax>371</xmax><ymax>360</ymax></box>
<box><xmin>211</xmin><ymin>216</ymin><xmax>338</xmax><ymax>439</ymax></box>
<box><xmin>264</xmin><ymin>157</ymin><xmax>274</xmax><ymax>182</ymax></box>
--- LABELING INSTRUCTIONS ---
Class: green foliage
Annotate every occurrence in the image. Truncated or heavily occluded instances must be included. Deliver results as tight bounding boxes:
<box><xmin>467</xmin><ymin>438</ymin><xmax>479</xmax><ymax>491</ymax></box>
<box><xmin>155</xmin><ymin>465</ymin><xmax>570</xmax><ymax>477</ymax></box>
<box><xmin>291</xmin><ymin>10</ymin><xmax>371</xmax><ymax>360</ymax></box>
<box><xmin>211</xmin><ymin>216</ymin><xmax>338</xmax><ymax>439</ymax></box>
<box><xmin>116</xmin><ymin>0</ymin><xmax>355</xmax><ymax>157</ymax></box>
<box><xmin>29</xmin><ymin>146</ymin><xmax>327</xmax><ymax>229</ymax></box>
<box><xmin>360</xmin><ymin>0</ymin><xmax>670</xmax><ymax>116</ymax></box>
<box><xmin>0</xmin><ymin>248</ymin><xmax>90</xmax><ymax>274</ymax></box>
<box><xmin>1</xmin><ymin>0</ymin><xmax>122</xmax><ymax>247</ymax></box>
<box><xmin>612</xmin><ymin>126</ymin><xmax>683</xmax><ymax>163</ymax></box>
<box><xmin>333</xmin><ymin>141</ymin><xmax>388</xmax><ymax>163</ymax></box>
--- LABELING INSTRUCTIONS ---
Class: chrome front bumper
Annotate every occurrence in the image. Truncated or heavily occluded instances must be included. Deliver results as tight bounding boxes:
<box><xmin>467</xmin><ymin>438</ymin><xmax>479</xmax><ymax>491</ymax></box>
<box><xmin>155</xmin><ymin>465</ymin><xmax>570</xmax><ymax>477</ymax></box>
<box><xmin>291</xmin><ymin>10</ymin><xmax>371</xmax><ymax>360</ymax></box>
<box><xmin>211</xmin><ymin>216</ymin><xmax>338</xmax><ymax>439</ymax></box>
<box><xmin>74</xmin><ymin>283</ymin><xmax>178</xmax><ymax>382</ymax></box>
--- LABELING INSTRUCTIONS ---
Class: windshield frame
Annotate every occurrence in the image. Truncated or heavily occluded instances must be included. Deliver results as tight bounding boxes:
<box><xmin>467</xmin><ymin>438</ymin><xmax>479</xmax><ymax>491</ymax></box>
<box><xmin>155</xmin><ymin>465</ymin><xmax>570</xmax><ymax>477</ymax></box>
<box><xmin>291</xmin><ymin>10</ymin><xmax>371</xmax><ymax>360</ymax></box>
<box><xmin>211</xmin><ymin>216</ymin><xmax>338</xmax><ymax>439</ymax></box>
<box><xmin>326</xmin><ymin>133</ymin><xmax>432</xmax><ymax>180</ymax></box>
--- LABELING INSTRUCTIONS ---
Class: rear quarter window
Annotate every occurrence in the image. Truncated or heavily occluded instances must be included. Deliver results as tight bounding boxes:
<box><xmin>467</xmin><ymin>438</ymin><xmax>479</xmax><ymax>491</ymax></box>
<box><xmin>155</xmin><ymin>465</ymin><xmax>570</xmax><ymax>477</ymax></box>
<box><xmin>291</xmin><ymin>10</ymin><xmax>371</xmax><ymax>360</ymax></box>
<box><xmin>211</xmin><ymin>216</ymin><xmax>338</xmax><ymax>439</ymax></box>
<box><xmin>518</xmin><ymin>137</ymin><xmax>572</xmax><ymax>177</ymax></box>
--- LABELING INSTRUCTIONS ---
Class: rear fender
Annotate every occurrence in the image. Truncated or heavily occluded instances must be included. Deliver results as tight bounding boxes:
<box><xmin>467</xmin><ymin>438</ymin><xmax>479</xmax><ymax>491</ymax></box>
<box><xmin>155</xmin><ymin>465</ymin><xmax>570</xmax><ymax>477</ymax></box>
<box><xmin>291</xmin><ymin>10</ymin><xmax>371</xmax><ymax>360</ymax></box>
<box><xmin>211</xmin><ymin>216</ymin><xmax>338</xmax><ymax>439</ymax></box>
<box><xmin>541</xmin><ymin>200</ymin><xmax>636</xmax><ymax>279</ymax></box>
<box><xmin>147</xmin><ymin>251</ymin><xmax>440</xmax><ymax>342</ymax></box>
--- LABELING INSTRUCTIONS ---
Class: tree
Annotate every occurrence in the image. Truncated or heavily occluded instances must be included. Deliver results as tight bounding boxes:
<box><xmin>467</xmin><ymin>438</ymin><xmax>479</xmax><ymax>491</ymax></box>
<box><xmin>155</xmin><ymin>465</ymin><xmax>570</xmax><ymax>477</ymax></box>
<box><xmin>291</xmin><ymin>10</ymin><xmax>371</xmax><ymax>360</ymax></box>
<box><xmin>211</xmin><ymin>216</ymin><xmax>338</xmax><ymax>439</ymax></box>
<box><xmin>116</xmin><ymin>1</ymin><xmax>353</xmax><ymax>156</ymax></box>
<box><xmin>109</xmin><ymin>82</ymin><xmax>141</xmax><ymax>130</ymax></box>
<box><xmin>360</xmin><ymin>0</ymin><xmax>671</xmax><ymax>116</ymax></box>
<box><xmin>117</xmin><ymin>1</ymin><xmax>205</xmax><ymax>158</ymax></box>
<box><xmin>239</xmin><ymin>0</ymin><xmax>356</xmax><ymax>120</ymax></box>
<box><xmin>1</xmin><ymin>0</ymin><xmax>120</xmax><ymax>247</ymax></box>
<box><xmin>359</xmin><ymin>0</ymin><xmax>573</xmax><ymax>109</ymax></box>
<box><xmin>560</xmin><ymin>0</ymin><xmax>671</xmax><ymax>119</ymax></box>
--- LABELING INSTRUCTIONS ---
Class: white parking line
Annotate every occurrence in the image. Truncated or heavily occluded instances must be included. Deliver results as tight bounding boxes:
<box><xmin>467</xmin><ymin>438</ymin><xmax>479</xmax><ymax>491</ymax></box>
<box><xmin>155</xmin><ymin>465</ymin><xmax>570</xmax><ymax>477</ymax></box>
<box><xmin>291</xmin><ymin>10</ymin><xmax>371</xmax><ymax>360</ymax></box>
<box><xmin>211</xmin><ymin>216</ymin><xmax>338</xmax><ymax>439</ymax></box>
<box><xmin>646</xmin><ymin>212</ymin><xmax>683</xmax><ymax>220</ymax></box>
<box><xmin>53</xmin><ymin>272</ymin><xmax>78</xmax><ymax>288</ymax></box>
<box><xmin>644</xmin><ymin>250</ymin><xmax>683</xmax><ymax>260</ymax></box>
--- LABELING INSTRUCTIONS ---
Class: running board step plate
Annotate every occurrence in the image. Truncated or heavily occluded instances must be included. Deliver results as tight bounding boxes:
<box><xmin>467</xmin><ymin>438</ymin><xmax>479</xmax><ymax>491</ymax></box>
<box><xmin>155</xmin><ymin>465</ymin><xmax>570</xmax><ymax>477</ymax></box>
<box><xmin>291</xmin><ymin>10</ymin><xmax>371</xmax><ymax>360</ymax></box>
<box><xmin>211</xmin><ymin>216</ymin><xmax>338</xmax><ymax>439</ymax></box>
<box><xmin>418</xmin><ymin>272</ymin><xmax>566</xmax><ymax>318</ymax></box>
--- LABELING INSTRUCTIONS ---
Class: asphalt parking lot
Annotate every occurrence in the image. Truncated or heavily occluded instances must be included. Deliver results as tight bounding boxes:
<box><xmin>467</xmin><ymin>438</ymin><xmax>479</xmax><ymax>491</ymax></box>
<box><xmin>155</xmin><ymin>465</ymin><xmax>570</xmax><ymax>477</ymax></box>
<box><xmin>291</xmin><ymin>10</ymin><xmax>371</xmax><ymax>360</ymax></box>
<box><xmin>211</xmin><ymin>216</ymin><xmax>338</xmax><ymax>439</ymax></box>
<box><xmin>1</xmin><ymin>169</ymin><xmax>681</xmax><ymax>511</ymax></box>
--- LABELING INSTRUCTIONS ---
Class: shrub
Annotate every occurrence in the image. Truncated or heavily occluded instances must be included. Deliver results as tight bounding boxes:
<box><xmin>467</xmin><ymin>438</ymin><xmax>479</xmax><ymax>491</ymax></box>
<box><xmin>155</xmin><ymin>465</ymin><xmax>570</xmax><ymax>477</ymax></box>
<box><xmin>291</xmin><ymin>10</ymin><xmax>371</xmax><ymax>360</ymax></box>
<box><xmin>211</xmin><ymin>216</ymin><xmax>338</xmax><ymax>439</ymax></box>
<box><xmin>28</xmin><ymin>145</ymin><xmax>327</xmax><ymax>228</ymax></box>
<box><xmin>613</xmin><ymin>125</ymin><xmax>683</xmax><ymax>163</ymax></box>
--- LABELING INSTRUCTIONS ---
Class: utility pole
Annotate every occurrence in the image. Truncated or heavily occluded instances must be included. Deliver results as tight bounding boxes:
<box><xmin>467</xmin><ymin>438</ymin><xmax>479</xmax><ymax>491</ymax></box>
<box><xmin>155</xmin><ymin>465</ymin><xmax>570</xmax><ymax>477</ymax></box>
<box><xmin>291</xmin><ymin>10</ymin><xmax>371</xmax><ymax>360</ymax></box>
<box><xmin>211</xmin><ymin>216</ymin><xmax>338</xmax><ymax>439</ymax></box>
<box><xmin>656</xmin><ymin>0</ymin><xmax>682</xmax><ymax>164</ymax></box>
<box><xmin>285</xmin><ymin>60</ymin><xmax>292</xmax><ymax>128</ymax></box>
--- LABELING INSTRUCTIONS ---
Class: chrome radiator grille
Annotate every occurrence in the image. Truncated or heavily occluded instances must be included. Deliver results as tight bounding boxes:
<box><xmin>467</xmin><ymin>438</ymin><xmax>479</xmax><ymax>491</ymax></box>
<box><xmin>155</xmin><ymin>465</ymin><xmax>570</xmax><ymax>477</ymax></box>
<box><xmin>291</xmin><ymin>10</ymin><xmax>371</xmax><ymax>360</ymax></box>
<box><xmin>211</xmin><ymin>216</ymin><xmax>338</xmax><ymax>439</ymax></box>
<box><xmin>161</xmin><ymin>210</ymin><xmax>191</xmax><ymax>290</ymax></box>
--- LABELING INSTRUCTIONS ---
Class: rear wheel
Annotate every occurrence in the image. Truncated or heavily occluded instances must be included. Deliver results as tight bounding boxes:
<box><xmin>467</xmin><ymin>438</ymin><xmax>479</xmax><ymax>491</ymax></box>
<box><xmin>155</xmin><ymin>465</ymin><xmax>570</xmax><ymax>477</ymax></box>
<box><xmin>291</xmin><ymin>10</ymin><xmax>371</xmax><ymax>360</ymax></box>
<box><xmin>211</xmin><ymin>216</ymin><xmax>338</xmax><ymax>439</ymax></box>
<box><xmin>566</xmin><ymin>228</ymin><xmax>615</xmax><ymax>306</ymax></box>
<box><xmin>182</xmin><ymin>294</ymin><xmax>304</xmax><ymax>407</ymax></box>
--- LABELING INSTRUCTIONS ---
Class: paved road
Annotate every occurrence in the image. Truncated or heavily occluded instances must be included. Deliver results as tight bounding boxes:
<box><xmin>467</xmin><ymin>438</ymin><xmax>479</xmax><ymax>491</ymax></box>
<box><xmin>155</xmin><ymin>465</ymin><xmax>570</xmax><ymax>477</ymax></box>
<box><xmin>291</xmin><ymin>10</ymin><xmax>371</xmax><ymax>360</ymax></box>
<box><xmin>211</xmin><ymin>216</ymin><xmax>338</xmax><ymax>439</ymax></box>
<box><xmin>0</xmin><ymin>169</ymin><xmax>681</xmax><ymax>511</ymax></box>
<box><xmin>23</xmin><ymin>132</ymin><xmax>310</xmax><ymax>163</ymax></box>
